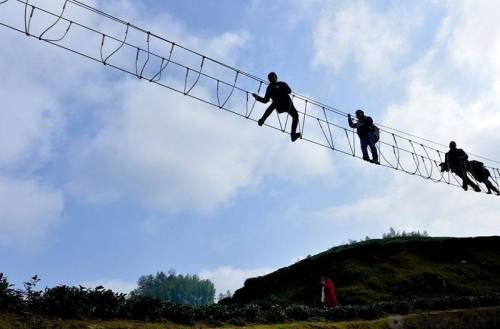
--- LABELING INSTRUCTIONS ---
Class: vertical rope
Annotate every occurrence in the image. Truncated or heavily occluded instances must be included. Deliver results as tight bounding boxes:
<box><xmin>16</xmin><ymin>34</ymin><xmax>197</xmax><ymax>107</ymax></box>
<box><xmin>246</xmin><ymin>81</ymin><xmax>262</xmax><ymax>118</ymax></box>
<box><xmin>38</xmin><ymin>0</ymin><xmax>69</xmax><ymax>41</ymax></box>
<box><xmin>24</xmin><ymin>1</ymin><xmax>35</xmax><ymax>36</ymax></box>
<box><xmin>219</xmin><ymin>71</ymin><xmax>239</xmax><ymax>109</ymax></box>
<box><xmin>344</xmin><ymin>128</ymin><xmax>355</xmax><ymax>156</ymax></box>
<box><xmin>150</xmin><ymin>42</ymin><xmax>175</xmax><ymax>82</ymax></box>
<box><xmin>322</xmin><ymin>107</ymin><xmax>334</xmax><ymax>150</ymax></box>
<box><xmin>184</xmin><ymin>56</ymin><xmax>205</xmax><ymax>95</ymax></box>
<box><xmin>100</xmin><ymin>23</ymin><xmax>130</xmax><ymax>65</ymax></box>
<box><xmin>317</xmin><ymin>119</ymin><xmax>333</xmax><ymax>149</ymax></box>
<box><xmin>137</xmin><ymin>32</ymin><xmax>151</xmax><ymax>79</ymax></box>
<box><xmin>301</xmin><ymin>100</ymin><xmax>308</xmax><ymax>137</ymax></box>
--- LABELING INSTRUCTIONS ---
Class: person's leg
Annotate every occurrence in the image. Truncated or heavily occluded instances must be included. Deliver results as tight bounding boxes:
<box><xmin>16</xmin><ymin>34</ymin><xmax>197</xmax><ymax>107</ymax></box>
<box><xmin>360</xmin><ymin>135</ymin><xmax>370</xmax><ymax>161</ymax></box>
<box><xmin>287</xmin><ymin>103</ymin><xmax>301</xmax><ymax>142</ymax></box>
<box><xmin>486</xmin><ymin>179</ymin><xmax>499</xmax><ymax>194</ymax></box>
<box><xmin>462</xmin><ymin>163</ymin><xmax>480</xmax><ymax>191</ymax></box>
<box><xmin>465</xmin><ymin>175</ymin><xmax>481</xmax><ymax>192</ymax></box>
<box><xmin>258</xmin><ymin>104</ymin><xmax>276</xmax><ymax>126</ymax></box>
<box><xmin>455</xmin><ymin>170</ymin><xmax>468</xmax><ymax>190</ymax></box>
<box><xmin>368</xmin><ymin>132</ymin><xmax>379</xmax><ymax>163</ymax></box>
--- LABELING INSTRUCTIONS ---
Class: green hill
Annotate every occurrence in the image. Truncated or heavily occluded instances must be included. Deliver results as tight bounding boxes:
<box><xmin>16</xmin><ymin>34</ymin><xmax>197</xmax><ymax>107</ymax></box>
<box><xmin>231</xmin><ymin>236</ymin><xmax>500</xmax><ymax>305</ymax></box>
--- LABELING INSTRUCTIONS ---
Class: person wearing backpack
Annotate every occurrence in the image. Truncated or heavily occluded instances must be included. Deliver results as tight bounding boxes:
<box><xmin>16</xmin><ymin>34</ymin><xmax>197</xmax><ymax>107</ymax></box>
<box><xmin>444</xmin><ymin>141</ymin><xmax>481</xmax><ymax>192</ymax></box>
<box><xmin>348</xmin><ymin>109</ymin><xmax>379</xmax><ymax>164</ymax></box>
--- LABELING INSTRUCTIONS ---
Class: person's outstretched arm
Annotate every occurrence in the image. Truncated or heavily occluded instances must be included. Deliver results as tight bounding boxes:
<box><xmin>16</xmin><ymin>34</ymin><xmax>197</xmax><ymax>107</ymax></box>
<box><xmin>348</xmin><ymin>114</ymin><xmax>358</xmax><ymax>129</ymax></box>
<box><xmin>253</xmin><ymin>86</ymin><xmax>272</xmax><ymax>104</ymax></box>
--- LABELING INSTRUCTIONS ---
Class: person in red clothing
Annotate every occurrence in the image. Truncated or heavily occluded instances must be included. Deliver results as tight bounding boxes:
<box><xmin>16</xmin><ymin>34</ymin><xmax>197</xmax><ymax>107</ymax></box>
<box><xmin>320</xmin><ymin>277</ymin><xmax>338</xmax><ymax>308</ymax></box>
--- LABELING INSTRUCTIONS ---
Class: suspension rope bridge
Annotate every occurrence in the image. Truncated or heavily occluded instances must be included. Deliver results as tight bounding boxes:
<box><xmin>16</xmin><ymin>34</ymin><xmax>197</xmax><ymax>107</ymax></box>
<box><xmin>0</xmin><ymin>0</ymin><xmax>499</xmax><ymax>196</ymax></box>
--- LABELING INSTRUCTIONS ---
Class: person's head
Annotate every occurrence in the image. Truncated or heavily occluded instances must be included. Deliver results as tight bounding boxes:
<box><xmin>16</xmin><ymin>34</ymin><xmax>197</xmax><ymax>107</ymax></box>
<box><xmin>449</xmin><ymin>141</ymin><xmax>457</xmax><ymax>149</ymax></box>
<box><xmin>320</xmin><ymin>276</ymin><xmax>327</xmax><ymax>285</ymax></box>
<box><xmin>268</xmin><ymin>72</ymin><xmax>278</xmax><ymax>83</ymax></box>
<box><xmin>355</xmin><ymin>109</ymin><xmax>365</xmax><ymax>119</ymax></box>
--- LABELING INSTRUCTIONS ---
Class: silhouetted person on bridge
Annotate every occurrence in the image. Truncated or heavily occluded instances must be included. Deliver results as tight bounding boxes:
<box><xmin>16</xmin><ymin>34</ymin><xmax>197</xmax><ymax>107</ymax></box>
<box><xmin>348</xmin><ymin>110</ymin><xmax>379</xmax><ymax>164</ymax></box>
<box><xmin>469</xmin><ymin>160</ymin><xmax>500</xmax><ymax>195</ymax></box>
<box><xmin>444</xmin><ymin>141</ymin><xmax>481</xmax><ymax>192</ymax></box>
<box><xmin>252</xmin><ymin>72</ymin><xmax>301</xmax><ymax>142</ymax></box>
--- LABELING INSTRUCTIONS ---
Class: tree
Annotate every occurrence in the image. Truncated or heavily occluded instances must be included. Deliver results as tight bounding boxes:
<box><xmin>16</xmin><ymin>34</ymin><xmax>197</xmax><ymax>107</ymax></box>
<box><xmin>217</xmin><ymin>290</ymin><xmax>232</xmax><ymax>302</ymax></box>
<box><xmin>130</xmin><ymin>269</ymin><xmax>215</xmax><ymax>305</ymax></box>
<box><xmin>382</xmin><ymin>227</ymin><xmax>429</xmax><ymax>239</ymax></box>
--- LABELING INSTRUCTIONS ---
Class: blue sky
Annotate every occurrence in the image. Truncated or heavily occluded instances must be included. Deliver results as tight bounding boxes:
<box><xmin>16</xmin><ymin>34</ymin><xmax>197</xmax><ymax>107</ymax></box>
<box><xmin>1</xmin><ymin>0</ymin><xmax>500</xmax><ymax>295</ymax></box>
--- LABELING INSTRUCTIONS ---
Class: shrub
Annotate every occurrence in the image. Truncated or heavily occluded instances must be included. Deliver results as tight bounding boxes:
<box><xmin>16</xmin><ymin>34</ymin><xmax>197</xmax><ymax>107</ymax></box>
<box><xmin>264</xmin><ymin>304</ymin><xmax>287</xmax><ymax>323</ymax></box>
<box><xmin>285</xmin><ymin>304</ymin><xmax>312</xmax><ymax>321</ymax></box>
<box><xmin>0</xmin><ymin>273</ymin><xmax>23</xmax><ymax>312</ymax></box>
<box><xmin>241</xmin><ymin>304</ymin><xmax>262</xmax><ymax>322</ymax></box>
<box><xmin>228</xmin><ymin>317</ymin><xmax>246</xmax><ymax>326</ymax></box>
<box><xmin>360</xmin><ymin>304</ymin><xmax>385</xmax><ymax>320</ymax></box>
<box><xmin>87</xmin><ymin>286</ymin><xmax>126</xmax><ymax>319</ymax></box>
<box><xmin>39</xmin><ymin>285</ymin><xmax>88</xmax><ymax>319</ymax></box>
<box><xmin>123</xmin><ymin>295</ymin><xmax>163</xmax><ymax>321</ymax></box>
<box><xmin>3</xmin><ymin>273</ymin><xmax>500</xmax><ymax>325</ymax></box>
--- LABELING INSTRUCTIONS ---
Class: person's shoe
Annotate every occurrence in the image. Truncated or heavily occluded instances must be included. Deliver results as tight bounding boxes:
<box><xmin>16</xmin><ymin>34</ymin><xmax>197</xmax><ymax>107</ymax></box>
<box><xmin>487</xmin><ymin>191</ymin><xmax>492</xmax><ymax>194</ymax></box>
<box><xmin>291</xmin><ymin>132</ymin><xmax>301</xmax><ymax>142</ymax></box>
<box><xmin>372</xmin><ymin>159</ymin><xmax>380</xmax><ymax>165</ymax></box>
<box><xmin>474</xmin><ymin>187</ymin><xmax>481</xmax><ymax>192</ymax></box>
<box><xmin>363</xmin><ymin>157</ymin><xmax>370</xmax><ymax>162</ymax></box>
<box><xmin>258</xmin><ymin>118</ymin><xmax>264</xmax><ymax>126</ymax></box>
<box><xmin>462</xmin><ymin>185</ymin><xmax>468</xmax><ymax>191</ymax></box>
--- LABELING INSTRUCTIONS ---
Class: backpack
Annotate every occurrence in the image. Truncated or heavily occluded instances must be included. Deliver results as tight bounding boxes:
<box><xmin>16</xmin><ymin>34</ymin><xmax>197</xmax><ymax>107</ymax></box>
<box><xmin>372</xmin><ymin>125</ymin><xmax>380</xmax><ymax>143</ymax></box>
<box><xmin>470</xmin><ymin>160</ymin><xmax>490</xmax><ymax>178</ymax></box>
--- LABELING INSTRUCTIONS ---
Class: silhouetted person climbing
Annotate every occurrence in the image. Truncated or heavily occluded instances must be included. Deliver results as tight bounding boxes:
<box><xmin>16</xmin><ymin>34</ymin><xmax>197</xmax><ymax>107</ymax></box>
<box><xmin>469</xmin><ymin>160</ymin><xmax>500</xmax><ymax>195</ymax></box>
<box><xmin>320</xmin><ymin>277</ymin><xmax>337</xmax><ymax>308</ymax></box>
<box><xmin>252</xmin><ymin>72</ymin><xmax>301</xmax><ymax>142</ymax></box>
<box><xmin>348</xmin><ymin>110</ymin><xmax>379</xmax><ymax>164</ymax></box>
<box><xmin>444</xmin><ymin>141</ymin><xmax>481</xmax><ymax>192</ymax></box>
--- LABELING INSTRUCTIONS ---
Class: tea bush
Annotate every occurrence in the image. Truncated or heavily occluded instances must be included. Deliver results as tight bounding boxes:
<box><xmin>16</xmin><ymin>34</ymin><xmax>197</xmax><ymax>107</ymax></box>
<box><xmin>1</xmin><ymin>273</ymin><xmax>500</xmax><ymax>325</ymax></box>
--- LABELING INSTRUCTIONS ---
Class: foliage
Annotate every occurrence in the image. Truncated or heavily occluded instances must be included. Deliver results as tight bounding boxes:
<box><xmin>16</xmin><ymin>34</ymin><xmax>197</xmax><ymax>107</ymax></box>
<box><xmin>382</xmin><ymin>227</ymin><xmax>429</xmax><ymax>239</ymax></box>
<box><xmin>347</xmin><ymin>228</ymin><xmax>430</xmax><ymax>246</ymax></box>
<box><xmin>0</xmin><ymin>273</ymin><xmax>23</xmax><ymax>311</ymax></box>
<box><xmin>38</xmin><ymin>285</ymin><xmax>126</xmax><ymax>319</ymax></box>
<box><xmin>2</xmin><ymin>273</ymin><xmax>500</xmax><ymax>325</ymax></box>
<box><xmin>217</xmin><ymin>289</ymin><xmax>232</xmax><ymax>302</ymax></box>
<box><xmin>130</xmin><ymin>269</ymin><xmax>215</xmax><ymax>305</ymax></box>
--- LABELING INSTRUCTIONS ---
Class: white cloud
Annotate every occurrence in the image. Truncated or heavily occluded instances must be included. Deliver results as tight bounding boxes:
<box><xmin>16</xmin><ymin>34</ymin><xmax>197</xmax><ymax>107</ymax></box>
<box><xmin>0</xmin><ymin>1</ymin><xmax>104</xmax><ymax>249</ymax></box>
<box><xmin>445</xmin><ymin>1</ymin><xmax>500</xmax><ymax>79</ymax></box>
<box><xmin>140</xmin><ymin>217</ymin><xmax>162</xmax><ymax>235</ymax></box>
<box><xmin>312</xmin><ymin>0</ymin><xmax>418</xmax><ymax>81</ymax></box>
<box><xmin>82</xmin><ymin>279</ymin><xmax>137</xmax><ymax>294</ymax></box>
<box><xmin>0</xmin><ymin>85</ymin><xmax>63</xmax><ymax>170</ymax></box>
<box><xmin>0</xmin><ymin>176</ymin><xmax>63</xmax><ymax>250</ymax></box>
<box><xmin>68</xmin><ymin>80</ymin><xmax>333</xmax><ymax>213</ymax></box>
<box><xmin>314</xmin><ymin>1</ymin><xmax>500</xmax><ymax>237</ymax></box>
<box><xmin>314</xmin><ymin>174</ymin><xmax>500</xmax><ymax>237</ymax></box>
<box><xmin>384</xmin><ymin>0</ymin><xmax>500</xmax><ymax>161</ymax></box>
<box><xmin>199</xmin><ymin>266</ymin><xmax>273</xmax><ymax>296</ymax></box>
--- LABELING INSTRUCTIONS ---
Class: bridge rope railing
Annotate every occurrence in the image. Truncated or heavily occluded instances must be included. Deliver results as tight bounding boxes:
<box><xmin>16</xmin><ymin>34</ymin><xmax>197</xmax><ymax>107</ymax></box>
<box><xmin>0</xmin><ymin>0</ymin><xmax>499</xmax><ymax>195</ymax></box>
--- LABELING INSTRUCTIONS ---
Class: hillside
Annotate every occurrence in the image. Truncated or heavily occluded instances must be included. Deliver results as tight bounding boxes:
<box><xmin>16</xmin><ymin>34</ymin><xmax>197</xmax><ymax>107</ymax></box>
<box><xmin>231</xmin><ymin>236</ymin><xmax>500</xmax><ymax>305</ymax></box>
